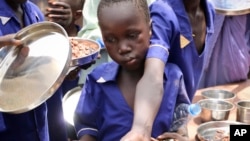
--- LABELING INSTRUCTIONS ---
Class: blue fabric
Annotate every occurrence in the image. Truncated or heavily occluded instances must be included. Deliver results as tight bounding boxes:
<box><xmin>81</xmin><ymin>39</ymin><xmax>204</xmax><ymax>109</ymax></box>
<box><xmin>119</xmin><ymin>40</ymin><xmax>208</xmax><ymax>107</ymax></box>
<box><xmin>247</xmin><ymin>14</ymin><xmax>250</xmax><ymax>47</ymax></box>
<box><xmin>0</xmin><ymin>1</ymin><xmax>48</xmax><ymax>141</ymax></box>
<box><xmin>147</xmin><ymin>0</ymin><xmax>215</xmax><ymax>100</ymax></box>
<box><xmin>199</xmin><ymin>14</ymin><xmax>250</xmax><ymax>88</ymax></box>
<box><xmin>74</xmin><ymin>62</ymin><xmax>190</xmax><ymax>140</ymax></box>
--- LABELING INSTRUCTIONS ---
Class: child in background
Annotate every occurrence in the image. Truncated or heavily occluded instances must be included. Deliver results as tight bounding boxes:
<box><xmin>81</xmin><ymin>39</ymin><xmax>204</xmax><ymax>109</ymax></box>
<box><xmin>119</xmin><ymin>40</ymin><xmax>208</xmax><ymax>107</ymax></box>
<box><xmin>46</xmin><ymin>0</ymin><xmax>85</xmax><ymax>37</ymax></box>
<box><xmin>44</xmin><ymin>0</ymin><xmax>86</xmax><ymax>141</ymax></box>
<box><xmin>0</xmin><ymin>0</ymin><xmax>49</xmax><ymax>140</ymax></box>
<box><xmin>74</xmin><ymin>0</ymin><xmax>190</xmax><ymax>140</ymax></box>
<box><xmin>198</xmin><ymin>13</ymin><xmax>250</xmax><ymax>88</ymax></box>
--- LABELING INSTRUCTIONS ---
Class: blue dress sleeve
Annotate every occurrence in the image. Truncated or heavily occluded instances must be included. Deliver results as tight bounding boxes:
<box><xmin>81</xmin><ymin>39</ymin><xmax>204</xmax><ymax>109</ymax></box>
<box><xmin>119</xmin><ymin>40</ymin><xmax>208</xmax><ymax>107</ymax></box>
<box><xmin>74</xmin><ymin>76</ymin><xmax>101</xmax><ymax>139</ymax></box>
<box><xmin>147</xmin><ymin>1</ymin><xmax>180</xmax><ymax>63</ymax></box>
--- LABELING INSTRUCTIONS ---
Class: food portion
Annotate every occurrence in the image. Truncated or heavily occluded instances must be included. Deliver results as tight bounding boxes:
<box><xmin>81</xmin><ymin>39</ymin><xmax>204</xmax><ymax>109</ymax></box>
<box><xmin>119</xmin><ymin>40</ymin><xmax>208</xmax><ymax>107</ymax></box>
<box><xmin>199</xmin><ymin>129</ymin><xmax>230</xmax><ymax>141</ymax></box>
<box><xmin>214</xmin><ymin>129</ymin><xmax>229</xmax><ymax>141</ymax></box>
<box><xmin>69</xmin><ymin>38</ymin><xmax>99</xmax><ymax>60</ymax></box>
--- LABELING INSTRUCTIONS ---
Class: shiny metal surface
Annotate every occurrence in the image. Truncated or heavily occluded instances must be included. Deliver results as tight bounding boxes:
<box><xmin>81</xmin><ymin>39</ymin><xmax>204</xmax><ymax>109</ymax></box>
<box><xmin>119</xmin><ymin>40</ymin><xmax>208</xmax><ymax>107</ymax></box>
<box><xmin>210</xmin><ymin>0</ymin><xmax>250</xmax><ymax>15</ymax></box>
<box><xmin>0</xmin><ymin>21</ymin><xmax>71</xmax><ymax>114</ymax></box>
<box><xmin>197</xmin><ymin>121</ymin><xmax>243</xmax><ymax>141</ymax></box>
<box><xmin>198</xmin><ymin>99</ymin><xmax>234</xmax><ymax>123</ymax></box>
<box><xmin>201</xmin><ymin>89</ymin><xmax>236</xmax><ymax>102</ymax></box>
<box><xmin>236</xmin><ymin>100</ymin><xmax>250</xmax><ymax>124</ymax></box>
<box><xmin>215</xmin><ymin>7</ymin><xmax>250</xmax><ymax>15</ymax></box>
<box><xmin>62</xmin><ymin>86</ymin><xmax>82</xmax><ymax>125</ymax></box>
<box><xmin>70</xmin><ymin>37</ymin><xmax>100</xmax><ymax>67</ymax></box>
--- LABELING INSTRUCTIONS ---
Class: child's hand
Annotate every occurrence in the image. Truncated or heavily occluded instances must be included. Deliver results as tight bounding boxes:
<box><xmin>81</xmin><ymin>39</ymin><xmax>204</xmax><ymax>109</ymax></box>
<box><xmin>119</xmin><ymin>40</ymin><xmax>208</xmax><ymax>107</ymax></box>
<box><xmin>45</xmin><ymin>1</ymin><xmax>72</xmax><ymax>28</ymax></box>
<box><xmin>0</xmin><ymin>34</ymin><xmax>29</xmax><ymax>70</ymax></box>
<box><xmin>120</xmin><ymin>130</ymin><xmax>151</xmax><ymax>141</ymax></box>
<box><xmin>0</xmin><ymin>34</ymin><xmax>22</xmax><ymax>48</ymax></box>
<box><xmin>156</xmin><ymin>132</ymin><xmax>188</xmax><ymax>141</ymax></box>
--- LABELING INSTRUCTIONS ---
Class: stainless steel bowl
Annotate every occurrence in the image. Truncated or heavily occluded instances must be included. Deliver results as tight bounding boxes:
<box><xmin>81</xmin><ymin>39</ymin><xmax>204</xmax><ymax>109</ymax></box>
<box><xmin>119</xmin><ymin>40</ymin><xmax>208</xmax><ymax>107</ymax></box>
<box><xmin>197</xmin><ymin>121</ymin><xmax>243</xmax><ymax>141</ymax></box>
<box><xmin>70</xmin><ymin>37</ymin><xmax>100</xmax><ymax>67</ymax></box>
<box><xmin>201</xmin><ymin>89</ymin><xmax>236</xmax><ymax>102</ymax></box>
<box><xmin>198</xmin><ymin>99</ymin><xmax>234</xmax><ymax>123</ymax></box>
<box><xmin>62</xmin><ymin>86</ymin><xmax>82</xmax><ymax>125</ymax></box>
<box><xmin>236</xmin><ymin>100</ymin><xmax>250</xmax><ymax>124</ymax></box>
<box><xmin>0</xmin><ymin>21</ymin><xmax>71</xmax><ymax>114</ymax></box>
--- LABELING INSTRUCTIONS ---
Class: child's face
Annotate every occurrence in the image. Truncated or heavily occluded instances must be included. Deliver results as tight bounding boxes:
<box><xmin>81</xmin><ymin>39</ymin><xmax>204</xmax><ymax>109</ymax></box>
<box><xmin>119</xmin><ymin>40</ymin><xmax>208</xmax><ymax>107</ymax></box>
<box><xmin>99</xmin><ymin>2</ymin><xmax>151</xmax><ymax>71</ymax></box>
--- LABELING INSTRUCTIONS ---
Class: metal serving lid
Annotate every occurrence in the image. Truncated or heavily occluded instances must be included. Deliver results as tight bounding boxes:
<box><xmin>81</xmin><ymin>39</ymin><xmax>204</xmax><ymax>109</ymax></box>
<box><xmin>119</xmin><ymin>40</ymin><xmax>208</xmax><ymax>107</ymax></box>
<box><xmin>210</xmin><ymin>0</ymin><xmax>250</xmax><ymax>15</ymax></box>
<box><xmin>0</xmin><ymin>21</ymin><xmax>71</xmax><ymax>114</ymax></box>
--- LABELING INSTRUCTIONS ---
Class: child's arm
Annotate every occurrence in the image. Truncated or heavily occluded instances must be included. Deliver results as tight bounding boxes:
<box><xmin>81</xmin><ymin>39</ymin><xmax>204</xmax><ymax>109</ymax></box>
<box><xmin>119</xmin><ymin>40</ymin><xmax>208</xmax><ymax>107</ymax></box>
<box><xmin>121</xmin><ymin>58</ymin><xmax>165</xmax><ymax>141</ymax></box>
<box><xmin>121</xmin><ymin>1</ymin><xmax>181</xmax><ymax>140</ymax></box>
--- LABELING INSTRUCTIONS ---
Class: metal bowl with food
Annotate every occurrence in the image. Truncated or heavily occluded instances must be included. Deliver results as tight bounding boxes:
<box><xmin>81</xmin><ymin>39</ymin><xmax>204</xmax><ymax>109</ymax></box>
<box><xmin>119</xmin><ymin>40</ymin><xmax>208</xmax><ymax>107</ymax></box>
<box><xmin>69</xmin><ymin>37</ymin><xmax>101</xmax><ymax>67</ymax></box>
<box><xmin>197</xmin><ymin>121</ymin><xmax>244</xmax><ymax>141</ymax></box>
<box><xmin>201</xmin><ymin>89</ymin><xmax>236</xmax><ymax>102</ymax></box>
<box><xmin>0</xmin><ymin>21</ymin><xmax>71</xmax><ymax>114</ymax></box>
<box><xmin>198</xmin><ymin>99</ymin><xmax>234</xmax><ymax>123</ymax></box>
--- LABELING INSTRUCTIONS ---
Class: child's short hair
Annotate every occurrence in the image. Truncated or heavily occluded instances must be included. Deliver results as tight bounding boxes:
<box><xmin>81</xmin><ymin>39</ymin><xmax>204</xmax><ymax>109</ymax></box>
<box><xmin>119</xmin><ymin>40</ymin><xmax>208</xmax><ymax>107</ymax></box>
<box><xmin>97</xmin><ymin>0</ymin><xmax>150</xmax><ymax>23</ymax></box>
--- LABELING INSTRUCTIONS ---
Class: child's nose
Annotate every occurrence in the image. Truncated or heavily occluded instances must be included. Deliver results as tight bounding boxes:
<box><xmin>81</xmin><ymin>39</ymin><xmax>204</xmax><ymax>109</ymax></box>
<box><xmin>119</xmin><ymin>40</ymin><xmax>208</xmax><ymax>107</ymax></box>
<box><xmin>118</xmin><ymin>42</ymin><xmax>131</xmax><ymax>55</ymax></box>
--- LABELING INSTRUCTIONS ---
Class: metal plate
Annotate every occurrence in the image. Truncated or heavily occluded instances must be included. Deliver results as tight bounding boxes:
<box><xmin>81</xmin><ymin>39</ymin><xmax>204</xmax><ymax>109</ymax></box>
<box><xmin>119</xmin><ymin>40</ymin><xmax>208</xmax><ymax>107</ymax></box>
<box><xmin>70</xmin><ymin>37</ymin><xmax>101</xmax><ymax>67</ymax></box>
<box><xmin>62</xmin><ymin>86</ymin><xmax>82</xmax><ymax>125</ymax></box>
<box><xmin>0</xmin><ymin>21</ymin><xmax>71</xmax><ymax>114</ymax></box>
<box><xmin>215</xmin><ymin>7</ymin><xmax>250</xmax><ymax>16</ymax></box>
<box><xmin>210</xmin><ymin>0</ymin><xmax>250</xmax><ymax>15</ymax></box>
<box><xmin>197</xmin><ymin>121</ymin><xmax>244</xmax><ymax>141</ymax></box>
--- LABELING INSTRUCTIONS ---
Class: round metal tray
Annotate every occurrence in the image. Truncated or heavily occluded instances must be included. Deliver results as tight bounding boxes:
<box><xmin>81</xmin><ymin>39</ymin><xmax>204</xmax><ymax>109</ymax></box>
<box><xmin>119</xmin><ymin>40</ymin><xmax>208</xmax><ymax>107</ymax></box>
<box><xmin>210</xmin><ymin>0</ymin><xmax>250</xmax><ymax>15</ymax></box>
<box><xmin>62</xmin><ymin>86</ymin><xmax>82</xmax><ymax>125</ymax></box>
<box><xmin>0</xmin><ymin>21</ymin><xmax>71</xmax><ymax>114</ymax></box>
<box><xmin>70</xmin><ymin>37</ymin><xmax>100</xmax><ymax>67</ymax></box>
<box><xmin>215</xmin><ymin>7</ymin><xmax>250</xmax><ymax>16</ymax></box>
<box><xmin>197</xmin><ymin>121</ymin><xmax>244</xmax><ymax>141</ymax></box>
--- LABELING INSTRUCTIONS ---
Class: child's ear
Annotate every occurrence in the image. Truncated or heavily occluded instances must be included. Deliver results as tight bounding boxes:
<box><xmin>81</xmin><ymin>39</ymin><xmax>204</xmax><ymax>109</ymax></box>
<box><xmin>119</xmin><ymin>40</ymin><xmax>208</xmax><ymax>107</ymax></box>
<box><xmin>74</xmin><ymin>10</ymin><xmax>83</xmax><ymax>20</ymax></box>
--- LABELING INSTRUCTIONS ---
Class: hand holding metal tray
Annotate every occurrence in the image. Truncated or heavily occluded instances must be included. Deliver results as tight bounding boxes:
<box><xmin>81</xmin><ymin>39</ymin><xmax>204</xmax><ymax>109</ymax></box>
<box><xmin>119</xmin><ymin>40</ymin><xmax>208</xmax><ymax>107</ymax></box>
<box><xmin>0</xmin><ymin>22</ymin><xmax>71</xmax><ymax>114</ymax></box>
<box><xmin>210</xmin><ymin>0</ymin><xmax>250</xmax><ymax>15</ymax></box>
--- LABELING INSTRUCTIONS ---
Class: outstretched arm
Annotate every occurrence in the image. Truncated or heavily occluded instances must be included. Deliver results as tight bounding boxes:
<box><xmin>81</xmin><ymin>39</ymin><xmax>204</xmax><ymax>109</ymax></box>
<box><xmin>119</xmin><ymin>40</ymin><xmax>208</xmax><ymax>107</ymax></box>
<box><xmin>121</xmin><ymin>0</ymin><xmax>180</xmax><ymax>139</ymax></box>
<box><xmin>121</xmin><ymin>58</ymin><xmax>165</xmax><ymax>141</ymax></box>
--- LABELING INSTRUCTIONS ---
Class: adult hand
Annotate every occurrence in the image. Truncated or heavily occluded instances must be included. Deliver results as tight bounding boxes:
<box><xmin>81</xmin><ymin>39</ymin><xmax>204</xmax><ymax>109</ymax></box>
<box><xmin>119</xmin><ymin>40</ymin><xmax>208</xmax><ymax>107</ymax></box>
<box><xmin>45</xmin><ymin>0</ymin><xmax>72</xmax><ymax>28</ymax></box>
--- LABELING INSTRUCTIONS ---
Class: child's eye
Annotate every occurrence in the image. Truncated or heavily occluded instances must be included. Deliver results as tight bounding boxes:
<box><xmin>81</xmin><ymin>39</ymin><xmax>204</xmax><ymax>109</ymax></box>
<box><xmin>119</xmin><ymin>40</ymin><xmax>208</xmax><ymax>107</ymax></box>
<box><xmin>128</xmin><ymin>33</ymin><xmax>138</xmax><ymax>40</ymax></box>
<box><xmin>105</xmin><ymin>37</ymin><xmax>116</xmax><ymax>43</ymax></box>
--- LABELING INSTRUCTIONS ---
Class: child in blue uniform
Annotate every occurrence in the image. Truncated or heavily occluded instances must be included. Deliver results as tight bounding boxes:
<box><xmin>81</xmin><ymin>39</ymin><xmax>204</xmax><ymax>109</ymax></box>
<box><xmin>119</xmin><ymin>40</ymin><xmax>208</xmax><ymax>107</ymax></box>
<box><xmin>0</xmin><ymin>0</ymin><xmax>49</xmax><ymax>140</ymax></box>
<box><xmin>120</xmin><ymin>1</ymin><xmax>215</xmax><ymax>140</ymax></box>
<box><xmin>44</xmin><ymin>0</ymin><xmax>85</xmax><ymax>141</ymax></box>
<box><xmin>148</xmin><ymin>0</ymin><xmax>215</xmax><ymax>101</ymax></box>
<box><xmin>74</xmin><ymin>0</ymin><xmax>190</xmax><ymax>140</ymax></box>
<box><xmin>199</xmin><ymin>13</ymin><xmax>250</xmax><ymax>88</ymax></box>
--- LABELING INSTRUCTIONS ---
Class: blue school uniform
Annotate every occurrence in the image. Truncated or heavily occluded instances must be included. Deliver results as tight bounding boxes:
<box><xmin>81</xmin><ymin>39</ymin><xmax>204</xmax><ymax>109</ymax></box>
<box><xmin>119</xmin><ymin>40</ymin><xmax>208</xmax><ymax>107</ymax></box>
<box><xmin>147</xmin><ymin>0</ymin><xmax>215</xmax><ymax>100</ymax></box>
<box><xmin>0</xmin><ymin>1</ymin><xmax>49</xmax><ymax>141</ymax></box>
<box><xmin>199</xmin><ymin>14</ymin><xmax>250</xmax><ymax>88</ymax></box>
<box><xmin>74</xmin><ymin>62</ymin><xmax>190</xmax><ymax>140</ymax></box>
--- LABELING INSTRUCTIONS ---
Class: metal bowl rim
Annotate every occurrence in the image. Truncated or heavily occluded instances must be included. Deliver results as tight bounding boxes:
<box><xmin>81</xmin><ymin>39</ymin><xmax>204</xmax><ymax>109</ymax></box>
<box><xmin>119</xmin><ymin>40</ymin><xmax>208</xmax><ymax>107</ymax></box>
<box><xmin>201</xmin><ymin>89</ymin><xmax>236</xmax><ymax>100</ymax></box>
<box><xmin>198</xmin><ymin>99</ymin><xmax>235</xmax><ymax>111</ymax></box>
<box><xmin>236</xmin><ymin>100</ymin><xmax>250</xmax><ymax>109</ymax></box>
